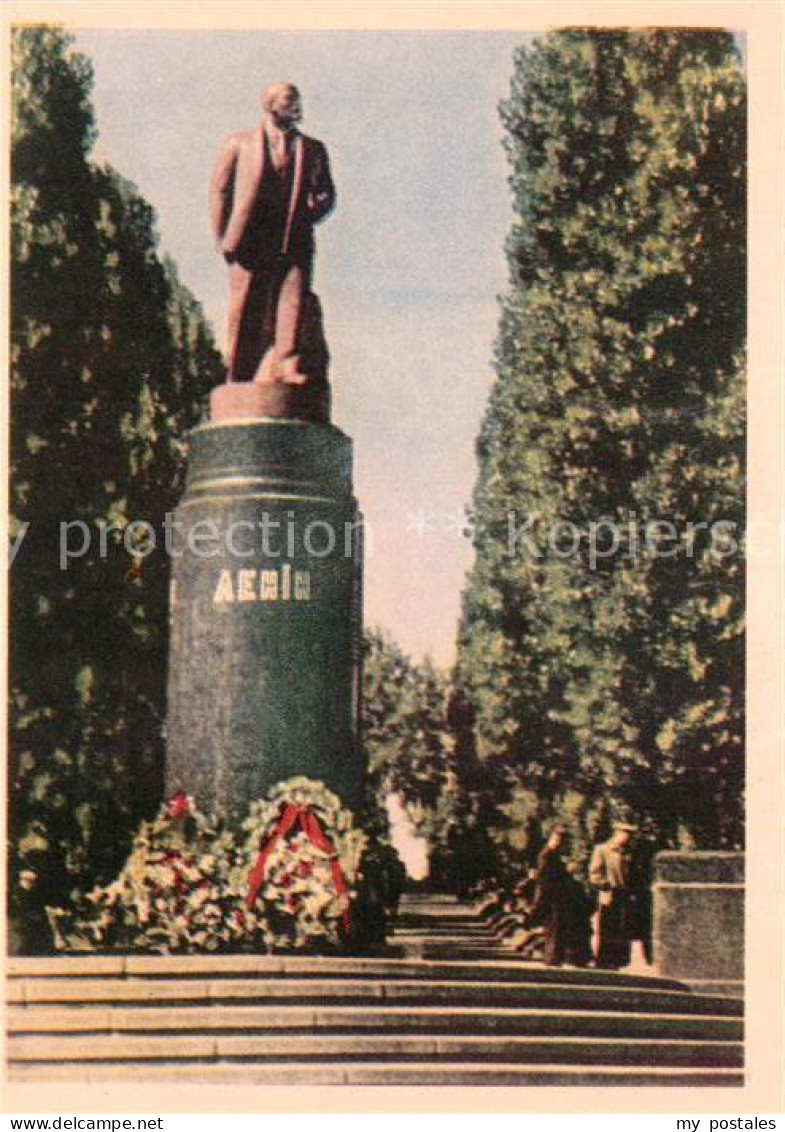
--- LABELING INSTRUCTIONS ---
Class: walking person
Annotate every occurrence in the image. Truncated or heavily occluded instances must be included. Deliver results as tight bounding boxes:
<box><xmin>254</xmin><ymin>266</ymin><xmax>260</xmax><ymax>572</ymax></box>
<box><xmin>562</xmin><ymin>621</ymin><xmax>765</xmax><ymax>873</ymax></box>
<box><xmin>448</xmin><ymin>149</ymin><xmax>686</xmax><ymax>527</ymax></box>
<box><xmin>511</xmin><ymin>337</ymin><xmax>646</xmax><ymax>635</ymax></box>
<box><xmin>378</xmin><ymin>841</ymin><xmax>407</xmax><ymax>930</ymax></box>
<box><xmin>561</xmin><ymin>861</ymin><xmax>595</xmax><ymax>968</ymax></box>
<box><xmin>527</xmin><ymin>824</ymin><xmax>572</xmax><ymax>967</ymax></box>
<box><xmin>589</xmin><ymin>820</ymin><xmax>639</xmax><ymax>969</ymax></box>
<box><xmin>627</xmin><ymin>834</ymin><xmax>655</xmax><ymax>965</ymax></box>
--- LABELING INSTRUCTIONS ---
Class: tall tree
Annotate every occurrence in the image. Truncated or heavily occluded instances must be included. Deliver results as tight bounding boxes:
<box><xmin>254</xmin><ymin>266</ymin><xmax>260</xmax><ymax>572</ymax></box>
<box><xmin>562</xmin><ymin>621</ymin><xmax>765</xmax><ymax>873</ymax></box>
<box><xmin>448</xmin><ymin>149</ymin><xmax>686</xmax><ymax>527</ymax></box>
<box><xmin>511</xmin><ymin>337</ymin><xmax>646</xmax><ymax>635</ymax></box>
<box><xmin>363</xmin><ymin>629</ymin><xmax>451</xmax><ymax>814</ymax></box>
<box><xmin>362</xmin><ymin>630</ymin><xmax>487</xmax><ymax>887</ymax></box>
<box><xmin>9</xmin><ymin>27</ymin><xmax>224</xmax><ymax>948</ymax></box>
<box><xmin>456</xmin><ymin>30</ymin><xmax>745</xmax><ymax>850</ymax></box>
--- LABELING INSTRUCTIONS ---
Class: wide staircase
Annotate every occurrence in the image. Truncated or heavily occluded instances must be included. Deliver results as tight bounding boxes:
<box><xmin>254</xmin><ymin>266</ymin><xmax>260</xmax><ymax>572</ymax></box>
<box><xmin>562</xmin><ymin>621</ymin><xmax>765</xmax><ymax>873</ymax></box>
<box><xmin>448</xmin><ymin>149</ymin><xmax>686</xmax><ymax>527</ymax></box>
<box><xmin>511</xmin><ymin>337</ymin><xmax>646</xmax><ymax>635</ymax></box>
<box><xmin>6</xmin><ymin>893</ymin><xmax>743</xmax><ymax>1086</ymax></box>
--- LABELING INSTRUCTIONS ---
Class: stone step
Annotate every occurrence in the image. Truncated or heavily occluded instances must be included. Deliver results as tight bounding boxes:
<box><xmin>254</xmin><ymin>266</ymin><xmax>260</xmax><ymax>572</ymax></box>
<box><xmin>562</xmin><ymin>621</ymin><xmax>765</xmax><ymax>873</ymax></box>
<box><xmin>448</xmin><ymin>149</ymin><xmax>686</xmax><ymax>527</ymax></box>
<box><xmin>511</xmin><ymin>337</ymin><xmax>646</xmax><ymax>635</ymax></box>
<box><xmin>407</xmin><ymin>897</ymin><xmax>492</xmax><ymax>908</ymax></box>
<box><xmin>394</xmin><ymin>914</ymin><xmax>480</xmax><ymax>923</ymax></box>
<box><xmin>404</xmin><ymin>945</ymin><xmax>592</xmax><ymax>963</ymax></box>
<box><xmin>5</xmin><ymin>955</ymin><xmax>686</xmax><ymax>992</ymax></box>
<box><xmin>397</xmin><ymin>910</ymin><xmax>492</xmax><ymax>921</ymax></box>
<box><xmin>5</xmin><ymin>1060</ymin><xmax>744</xmax><ymax>1087</ymax></box>
<box><xmin>7</xmin><ymin>1031</ymin><xmax>742</xmax><ymax>1068</ymax></box>
<box><xmin>7</xmin><ymin>1003</ymin><xmax>743</xmax><ymax>1041</ymax></box>
<box><xmin>399</xmin><ymin>895</ymin><xmax>464</xmax><ymax>905</ymax></box>
<box><xmin>8</xmin><ymin>892</ymin><xmax>744</xmax><ymax>1088</ymax></box>
<box><xmin>395</xmin><ymin>925</ymin><xmax>496</xmax><ymax>935</ymax></box>
<box><xmin>399</xmin><ymin>940</ymin><xmax>522</xmax><ymax>952</ymax></box>
<box><xmin>393</xmin><ymin>931</ymin><xmax>499</xmax><ymax>942</ymax></box>
<box><xmin>7</xmin><ymin>976</ymin><xmax>741</xmax><ymax>1016</ymax></box>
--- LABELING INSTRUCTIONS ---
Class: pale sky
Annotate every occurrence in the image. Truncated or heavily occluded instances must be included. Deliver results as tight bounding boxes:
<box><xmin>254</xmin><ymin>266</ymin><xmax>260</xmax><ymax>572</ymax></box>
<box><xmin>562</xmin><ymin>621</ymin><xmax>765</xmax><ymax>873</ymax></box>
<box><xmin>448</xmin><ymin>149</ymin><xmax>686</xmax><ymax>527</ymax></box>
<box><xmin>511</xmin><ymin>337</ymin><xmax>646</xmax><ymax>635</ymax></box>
<box><xmin>73</xmin><ymin>29</ymin><xmax>531</xmax><ymax>667</ymax></box>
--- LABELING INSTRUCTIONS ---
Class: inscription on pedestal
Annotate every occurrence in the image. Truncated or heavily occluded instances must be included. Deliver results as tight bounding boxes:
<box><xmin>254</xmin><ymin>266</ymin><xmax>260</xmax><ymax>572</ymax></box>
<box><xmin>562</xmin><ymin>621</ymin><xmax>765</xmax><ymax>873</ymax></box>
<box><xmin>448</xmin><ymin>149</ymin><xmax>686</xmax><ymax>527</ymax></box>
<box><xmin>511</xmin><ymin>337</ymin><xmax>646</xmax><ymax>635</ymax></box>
<box><xmin>213</xmin><ymin>566</ymin><xmax>312</xmax><ymax>604</ymax></box>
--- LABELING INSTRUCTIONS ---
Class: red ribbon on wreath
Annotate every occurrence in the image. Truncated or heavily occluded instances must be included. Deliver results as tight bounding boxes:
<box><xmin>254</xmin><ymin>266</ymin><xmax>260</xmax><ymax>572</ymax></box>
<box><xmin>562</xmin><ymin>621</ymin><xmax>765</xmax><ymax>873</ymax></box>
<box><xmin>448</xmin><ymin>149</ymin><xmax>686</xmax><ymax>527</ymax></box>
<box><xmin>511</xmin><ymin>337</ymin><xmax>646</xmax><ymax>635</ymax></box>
<box><xmin>245</xmin><ymin>802</ymin><xmax>351</xmax><ymax>935</ymax></box>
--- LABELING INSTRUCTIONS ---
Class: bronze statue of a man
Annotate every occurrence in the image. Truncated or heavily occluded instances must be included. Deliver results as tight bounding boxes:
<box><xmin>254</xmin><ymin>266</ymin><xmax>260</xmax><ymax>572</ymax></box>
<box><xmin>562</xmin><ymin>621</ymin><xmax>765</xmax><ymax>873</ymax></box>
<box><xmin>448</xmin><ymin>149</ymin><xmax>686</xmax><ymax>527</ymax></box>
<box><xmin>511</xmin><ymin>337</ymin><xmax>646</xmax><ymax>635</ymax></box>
<box><xmin>210</xmin><ymin>82</ymin><xmax>335</xmax><ymax>384</ymax></box>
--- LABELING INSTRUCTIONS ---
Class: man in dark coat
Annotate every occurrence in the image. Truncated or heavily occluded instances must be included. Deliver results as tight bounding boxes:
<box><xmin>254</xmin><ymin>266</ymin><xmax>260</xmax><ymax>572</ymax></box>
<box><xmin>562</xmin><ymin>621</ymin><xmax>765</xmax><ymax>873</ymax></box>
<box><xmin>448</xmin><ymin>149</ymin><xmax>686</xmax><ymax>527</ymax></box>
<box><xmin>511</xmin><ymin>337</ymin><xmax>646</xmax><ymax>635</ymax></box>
<box><xmin>528</xmin><ymin>824</ymin><xmax>572</xmax><ymax>966</ymax></box>
<box><xmin>627</xmin><ymin>835</ymin><xmax>655</xmax><ymax>965</ymax></box>
<box><xmin>210</xmin><ymin>81</ymin><xmax>335</xmax><ymax>383</ymax></box>
<box><xmin>378</xmin><ymin>841</ymin><xmax>407</xmax><ymax>930</ymax></box>
<box><xmin>562</xmin><ymin>862</ymin><xmax>595</xmax><ymax>968</ymax></box>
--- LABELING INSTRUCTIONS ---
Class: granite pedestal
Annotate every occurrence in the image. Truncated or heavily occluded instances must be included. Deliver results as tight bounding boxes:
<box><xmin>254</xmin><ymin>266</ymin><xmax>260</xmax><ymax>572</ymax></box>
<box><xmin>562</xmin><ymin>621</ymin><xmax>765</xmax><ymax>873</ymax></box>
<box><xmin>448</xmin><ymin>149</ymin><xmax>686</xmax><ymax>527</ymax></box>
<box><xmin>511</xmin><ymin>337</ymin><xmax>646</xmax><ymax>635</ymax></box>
<box><xmin>165</xmin><ymin>408</ymin><xmax>364</xmax><ymax>821</ymax></box>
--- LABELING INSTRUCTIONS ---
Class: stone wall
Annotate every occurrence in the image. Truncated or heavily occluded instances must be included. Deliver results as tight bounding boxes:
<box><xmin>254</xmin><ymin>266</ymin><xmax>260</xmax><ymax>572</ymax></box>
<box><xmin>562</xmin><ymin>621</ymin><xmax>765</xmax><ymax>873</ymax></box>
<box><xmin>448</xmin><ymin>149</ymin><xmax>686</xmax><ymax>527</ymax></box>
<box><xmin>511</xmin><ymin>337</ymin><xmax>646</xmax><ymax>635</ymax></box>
<box><xmin>652</xmin><ymin>851</ymin><xmax>744</xmax><ymax>998</ymax></box>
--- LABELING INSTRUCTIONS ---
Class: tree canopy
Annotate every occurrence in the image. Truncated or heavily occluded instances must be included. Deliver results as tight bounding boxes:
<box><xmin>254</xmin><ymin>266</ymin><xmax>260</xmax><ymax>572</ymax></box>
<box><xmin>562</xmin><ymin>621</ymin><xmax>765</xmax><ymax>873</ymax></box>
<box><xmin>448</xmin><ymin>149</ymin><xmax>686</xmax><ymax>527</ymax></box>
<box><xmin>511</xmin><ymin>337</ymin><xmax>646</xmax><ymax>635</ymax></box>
<box><xmin>9</xmin><ymin>26</ymin><xmax>224</xmax><ymax>948</ymax></box>
<box><xmin>455</xmin><ymin>29</ymin><xmax>746</xmax><ymax>852</ymax></box>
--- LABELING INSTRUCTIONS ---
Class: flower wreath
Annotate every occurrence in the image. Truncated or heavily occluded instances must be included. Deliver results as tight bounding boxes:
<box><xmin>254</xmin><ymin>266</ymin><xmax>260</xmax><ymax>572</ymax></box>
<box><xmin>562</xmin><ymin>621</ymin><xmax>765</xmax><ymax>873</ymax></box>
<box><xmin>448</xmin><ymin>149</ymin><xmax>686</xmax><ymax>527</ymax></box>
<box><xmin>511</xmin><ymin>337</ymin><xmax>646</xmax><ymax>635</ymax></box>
<box><xmin>242</xmin><ymin>777</ymin><xmax>366</xmax><ymax>951</ymax></box>
<box><xmin>48</xmin><ymin>793</ymin><xmax>265</xmax><ymax>954</ymax></box>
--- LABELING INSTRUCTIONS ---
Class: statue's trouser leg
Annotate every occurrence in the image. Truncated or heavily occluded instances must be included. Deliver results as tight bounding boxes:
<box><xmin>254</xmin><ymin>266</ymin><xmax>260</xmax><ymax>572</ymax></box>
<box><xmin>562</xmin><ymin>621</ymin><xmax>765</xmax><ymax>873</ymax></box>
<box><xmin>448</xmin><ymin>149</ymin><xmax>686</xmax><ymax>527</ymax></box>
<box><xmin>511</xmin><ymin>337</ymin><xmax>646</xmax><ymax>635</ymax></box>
<box><xmin>272</xmin><ymin>262</ymin><xmax>306</xmax><ymax>364</ymax></box>
<box><xmin>227</xmin><ymin>260</ymin><xmax>279</xmax><ymax>383</ymax></box>
<box><xmin>226</xmin><ymin>261</ymin><xmax>254</xmax><ymax>382</ymax></box>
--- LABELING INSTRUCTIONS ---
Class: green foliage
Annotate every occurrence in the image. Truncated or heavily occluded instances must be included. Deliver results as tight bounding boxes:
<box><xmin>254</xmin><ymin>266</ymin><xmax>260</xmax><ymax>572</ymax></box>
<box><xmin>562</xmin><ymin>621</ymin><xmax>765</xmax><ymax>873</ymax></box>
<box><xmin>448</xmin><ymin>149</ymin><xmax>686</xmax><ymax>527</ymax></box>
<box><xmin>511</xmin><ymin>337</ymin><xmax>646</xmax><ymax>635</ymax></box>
<box><xmin>362</xmin><ymin>630</ymin><xmax>497</xmax><ymax>890</ymax></box>
<box><xmin>9</xmin><ymin>26</ymin><xmax>224</xmax><ymax>947</ymax></box>
<box><xmin>363</xmin><ymin>628</ymin><xmax>452</xmax><ymax>816</ymax></box>
<box><xmin>456</xmin><ymin>30</ymin><xmax>745</xmax><ymax>852</ymax></box>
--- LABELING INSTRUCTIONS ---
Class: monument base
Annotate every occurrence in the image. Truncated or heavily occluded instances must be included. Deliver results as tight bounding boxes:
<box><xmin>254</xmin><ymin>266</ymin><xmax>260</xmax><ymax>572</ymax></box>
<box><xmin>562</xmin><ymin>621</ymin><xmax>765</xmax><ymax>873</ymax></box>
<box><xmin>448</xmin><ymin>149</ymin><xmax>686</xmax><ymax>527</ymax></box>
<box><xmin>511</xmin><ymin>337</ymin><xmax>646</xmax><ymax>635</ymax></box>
<box><xmin>211</xmin><ymin>380</ymin><xmax>330</xmax><ymax>425</ymax></box>
<box><xmin>165</xmin><ymin>414</ymin><xmax>364</xmax><ymax>823</ymax></box>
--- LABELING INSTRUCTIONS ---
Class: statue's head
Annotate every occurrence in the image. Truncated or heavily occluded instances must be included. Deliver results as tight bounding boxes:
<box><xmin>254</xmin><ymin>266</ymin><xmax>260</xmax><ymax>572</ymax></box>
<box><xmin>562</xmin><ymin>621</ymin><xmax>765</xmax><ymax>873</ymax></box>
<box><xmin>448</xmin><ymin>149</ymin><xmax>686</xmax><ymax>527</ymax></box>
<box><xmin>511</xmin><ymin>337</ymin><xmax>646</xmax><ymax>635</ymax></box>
<box><xmin>262</xmin><ymin>81</ymin><xmax>302</xmax><ymax>128</ymax></box>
